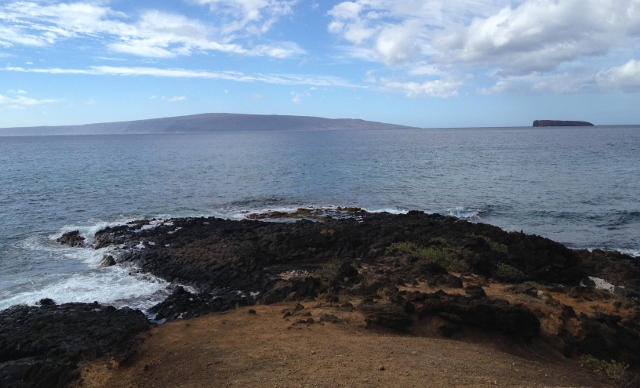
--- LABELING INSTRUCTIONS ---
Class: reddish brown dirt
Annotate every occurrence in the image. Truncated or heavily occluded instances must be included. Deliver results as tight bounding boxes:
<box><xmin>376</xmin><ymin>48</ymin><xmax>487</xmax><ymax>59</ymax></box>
<box><xmin>74</xmin><ymin>301</ymin><xmax>613</xmax><ymax>388</ymax></box>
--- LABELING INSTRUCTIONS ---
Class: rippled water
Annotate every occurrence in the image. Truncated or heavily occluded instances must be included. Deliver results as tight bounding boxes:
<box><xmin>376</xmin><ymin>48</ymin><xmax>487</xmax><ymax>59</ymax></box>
<box><xmin>1</xmin><ymin>126</ymin><xmax>638</xmax><ymax>311</ymax></box>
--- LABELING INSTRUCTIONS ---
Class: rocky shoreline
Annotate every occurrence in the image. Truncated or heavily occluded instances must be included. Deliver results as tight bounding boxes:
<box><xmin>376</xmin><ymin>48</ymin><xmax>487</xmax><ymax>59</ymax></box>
<box><xmin>3</xmin><ymin>209</ymin><xmax>640</xmax><ymax>386</ymax></box>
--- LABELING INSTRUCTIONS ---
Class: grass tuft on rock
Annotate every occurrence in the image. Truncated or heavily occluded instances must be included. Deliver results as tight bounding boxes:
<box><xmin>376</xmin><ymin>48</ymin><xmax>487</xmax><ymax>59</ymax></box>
<box><xmin>386</xmin><ymin>241</ymin><xmax>470</xmax><ymax>273</ymax></box>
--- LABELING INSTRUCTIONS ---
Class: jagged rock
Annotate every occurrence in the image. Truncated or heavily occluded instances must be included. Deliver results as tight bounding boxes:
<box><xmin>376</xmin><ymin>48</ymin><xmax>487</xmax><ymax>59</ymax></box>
<box><xmin>330</xmin><ymin>260</ymin><xmax>359</xmax><ymax>286</ymax></box>
<box><xmin>37</xmin><ymin>298</ymin><xmax>55</xmax><ymax>306</ymax></box>
<box><xmin>506</xmin><ymin>283</ymin><xmax>539</xmax><ymax>297</ymax></box>
<box><xmin>148</xmin><ymin>286</ymin><xmax>250</xmax><ymax>321</ymax></box>
<box><xmin>7</xmin><ymin>209</ymin><xmax>640</xmax><ymax>388</ymax></box>
<box><xmin>340</xmin><ymin>302</ymin><xmax>355</xmax><ymax>311</ymax></box>
<box><xmin>404</xmin><ymin>291</ymin><xmax>429</xmax><ymax>302</ymax></box>
<box><xmin>581</xmin><ymin>277</ymin><xmax>596</xmax><ymax>287</ymax></box>
<box><xmin>389</xmin><ymin>294</ymin><xmax>415</xmax><ymax>314</ymax></box>
<box><xmin>0</xmin><ymin>302</ymin><xmax>148</xmax><ymax>388</ymax></box>
<box><xmin>438</xmin><ymin>323</ymin><xmax>462</xmax><ymax>337</ymax></box>
<box><xmin>419</xmin><ymin>262</ymin><xmax>448</xmax><ymax>277</ymax></box>
<box><xmin>417</xmin><ymin>293</ymin><xmax>540</xmax><ymax>340</ymax></box>
<box><xmin>445</xmin><ymin>275</ymin><xmax>464</xmax><ymax>288</ymax></box>
<box><xmin>56</xmin><ymin>230</ymin><xmax>85</xmax><ymax>247</ymax></box>
<box><xmin>100</xmin><ymin>254</ymin><xmax>116</xmax><ymax>267</ymax></box>
<box><xmin>258</xmin><ymin>277</ymin><xmax>324</xmax><ymax>305</ymax></box>
<box><xmin>319</xmin><ymin>313</ymin><xmax>340</xmax><ymax>323</ymax></box>
<box><xmin>564</xmin><ymin>313</ymin><xmax>640</xmax><ymax>368</ymax></box>
<box><xmin>94</xmin><ymin>212</ymin><xmax>589</xmax><ymax>295</ymax></box>
<box><xmin>465</xmin><ymin>285</ymin><xmax>486</xmax><ymax>299</ymax></box>
<box><xmin>72</xmin><ymin>210</ymin><xmax>640</xmax><ymax>374</ymax></box>
<box><xmin>359</xmin><ymin>301</ymin><xmax>412</xmax><ymax>331</ymax></box>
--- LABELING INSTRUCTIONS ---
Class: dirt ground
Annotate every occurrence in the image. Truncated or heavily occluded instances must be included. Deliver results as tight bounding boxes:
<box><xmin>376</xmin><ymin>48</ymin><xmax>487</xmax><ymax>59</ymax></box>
<box><xmin>74</xmin><ymin>300</ymin><xmax>613</xmax><ymax>388</ymax></box>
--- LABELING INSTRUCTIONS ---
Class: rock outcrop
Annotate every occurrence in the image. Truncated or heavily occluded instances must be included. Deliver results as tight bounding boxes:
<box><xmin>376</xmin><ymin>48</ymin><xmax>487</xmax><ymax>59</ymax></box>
<box><xmin>0</xmin><ymin>300</ymin><xmax>149</xmax><ymax>388</ymax></box>
<box><xmin>38</xmin><ymin>209</ymin><xmax>640</xmax><ymax>385</ymax></box>
<box><xmin>55</xmin><ymin>230</ymin><xmax>85</xmax><ymax>247</ymax></box>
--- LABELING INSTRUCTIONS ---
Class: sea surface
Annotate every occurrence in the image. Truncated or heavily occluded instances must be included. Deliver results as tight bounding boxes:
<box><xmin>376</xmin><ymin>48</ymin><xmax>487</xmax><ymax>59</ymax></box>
<box><xmin>1</xmin><ymin>126</ymin><xmax>638</xmax><ymax>312</ymax></box>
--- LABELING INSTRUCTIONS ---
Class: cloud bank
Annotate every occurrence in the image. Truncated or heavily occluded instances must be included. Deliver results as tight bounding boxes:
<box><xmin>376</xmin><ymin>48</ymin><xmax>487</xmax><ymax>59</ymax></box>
<box><xmin>327</xmin><ymin>0</ymin><xmax>640</xmax><ymax>96</ymax></box>
<box><xmin>0</xmin><ymin>1</ymin><xmax>303</xmax><ymax>58</ymax></box>
<box><xmin>3</xmin><ymin>65</ymin><xmax>360</xmax><ymax>88</ymax></box>
<box><xmin>1</xmin><ymin>0</ymin><xmax>639</xmax><ymax>100</ymax></box>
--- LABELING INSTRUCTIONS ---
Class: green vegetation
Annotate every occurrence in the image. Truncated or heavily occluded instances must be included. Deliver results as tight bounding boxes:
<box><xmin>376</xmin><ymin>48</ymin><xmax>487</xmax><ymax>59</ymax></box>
<box><xmin>386</xmin><ymin>240</ymin><xmax>470</xmax><ymax>273</ymax></box>
<box><xmin>469</xmin><ymin>234</ymin><xmax>508</xmax><ymax>255</ymax></box>
<box><xmin>579</xmin><ymin>354</ymin><xmax>629</xmax><ymax>382</ymax></box>
<box><xmin>494</xmin><ymin>263</ymin><xmax>525</xmax><ymax>283</ymax></box>
<box><xmin>316</xmin><ymin>259</ymin><xmax>358</xmax><ymax>285</ymax></box>
<box><xmin>316</xmin><ymin>260</ymin><xmax>342</xmax><ymax>284</ymax></box>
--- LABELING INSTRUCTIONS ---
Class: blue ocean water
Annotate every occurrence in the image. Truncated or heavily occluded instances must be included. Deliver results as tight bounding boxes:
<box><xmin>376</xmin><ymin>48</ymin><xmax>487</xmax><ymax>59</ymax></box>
<box><xmin>1</xmin><ymin>126</ymin><xmax>638</xmax><ymax>311</ymax></box>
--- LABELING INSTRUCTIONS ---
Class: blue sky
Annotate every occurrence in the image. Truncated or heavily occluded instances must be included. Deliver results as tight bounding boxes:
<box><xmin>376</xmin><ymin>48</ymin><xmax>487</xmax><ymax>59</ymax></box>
<box><xmin>1</xmin><ymin>0</ymin><xmax>640</xmax><ymax>128</ymax></box>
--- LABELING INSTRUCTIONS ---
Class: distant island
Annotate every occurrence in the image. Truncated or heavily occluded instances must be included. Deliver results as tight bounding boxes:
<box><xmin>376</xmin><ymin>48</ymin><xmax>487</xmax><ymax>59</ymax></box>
<box><xmin>0</xmin><ymin>113</ymin><xmax>418</xmax><ymax>136</ymax></box>
<box><xmin>533</xmin><ymin>120</ymin><xmax>594</xmax><ymax>127</ymax></box>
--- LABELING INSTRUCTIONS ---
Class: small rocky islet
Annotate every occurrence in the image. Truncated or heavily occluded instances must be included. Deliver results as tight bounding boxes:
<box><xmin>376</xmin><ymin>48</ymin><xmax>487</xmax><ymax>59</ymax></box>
<box><xmin>3</xmin><ymin>209</ymin><xmax>640</xmax><ymax>386</ymax></box>
<box><xmin>533</xmin><ymin>120</ymin><xmax>595</xmax><ymax>127</ymax></box>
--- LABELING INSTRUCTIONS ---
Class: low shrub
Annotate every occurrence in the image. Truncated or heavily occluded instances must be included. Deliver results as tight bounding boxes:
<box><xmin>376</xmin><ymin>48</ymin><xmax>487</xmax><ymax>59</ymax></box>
<box><xmin>580</xmin><ymin>354</ymin><xmax>629</xmax><ymax>382</ymax></box>
<box><xmin>494</xmin><ymin>263</ymin><xmax>525</xmax><ymax>283</ymax></box>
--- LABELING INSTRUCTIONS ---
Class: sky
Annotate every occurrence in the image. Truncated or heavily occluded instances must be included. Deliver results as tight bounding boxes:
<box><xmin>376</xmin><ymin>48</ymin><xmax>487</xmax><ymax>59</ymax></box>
<box><xmin>1</xmin><ymin>0</ymin><xmax>640</xmax><ymax>129</ymax></box>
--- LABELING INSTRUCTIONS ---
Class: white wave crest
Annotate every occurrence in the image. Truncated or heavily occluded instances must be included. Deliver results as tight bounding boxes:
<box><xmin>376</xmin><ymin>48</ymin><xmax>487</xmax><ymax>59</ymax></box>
<box><xmin>0</xmin><ymin>265</ymin><xmax>170</xmax><ymax>312</ymax></box>
<box><xmin>443</xmin><ymin>206</ymin><xmax>481</xmax><ymax>219</ymax></box>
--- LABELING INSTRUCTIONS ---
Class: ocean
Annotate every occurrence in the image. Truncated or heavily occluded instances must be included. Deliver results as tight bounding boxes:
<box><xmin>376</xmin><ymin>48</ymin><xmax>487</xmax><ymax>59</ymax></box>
<box><xmin>1</xmin><ymin>126</ymin><xmax>638</xmax><ymax>312</ymax></box>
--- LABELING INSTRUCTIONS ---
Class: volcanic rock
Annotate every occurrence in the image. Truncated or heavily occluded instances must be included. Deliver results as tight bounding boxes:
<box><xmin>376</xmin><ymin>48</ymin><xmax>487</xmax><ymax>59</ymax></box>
<box><xmin>49</xmin><ymin>210</ymin><xmax>640</xmax><ymax>376</ymax></box>
<box><xmin>0</xmin><ymin>302</ymin><xmax>148</xmax><ymax>388</ymax></box>
<box><xmin>417</xmin><ymin>292</ymin><xmax>540</xmax><ymax>340</ymax></box>
<box><xmin>55</xmin><ymin>230</ymin><xmax>85</xmax><ymax>247</ymax></box>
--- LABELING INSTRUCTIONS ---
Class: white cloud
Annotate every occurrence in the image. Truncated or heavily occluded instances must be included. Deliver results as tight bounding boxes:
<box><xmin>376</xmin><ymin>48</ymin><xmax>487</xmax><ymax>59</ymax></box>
<box><xmin>192</xmin><ymin>0</ymin><xmax>298</xmax><ymax>35</ymax></box>
<box><xmin>0</xmin><ymin>1</ymin><xmax>303</xmax><ymax>58</ymax></box>
<box><xmin>381</xmin><ymin>78</ymin><xmax>462</xmax><ymax>98</ymax></box>
<box><xmin>2</xmin><ymin>65</ymin><xmax>360</xmax><ymax>88</ymax></box>
<box><xmin>328</xmin><ymin>0</ymin><xmax>640</xmax><ymax>72</ymax></box>
<box><xmin>374</xmin><ymin>20</ymin><xmax>425</xmax><ymax>66</ymax></box>
<box><xmin>98</xmin><ymin>57</ymin><xmax>126</xmax><ymax>61</ymax></box>
<box><xmin>168</xmin><ymin>96</ymin><xmax>186</xmax><ymax>101</ymax></box>
<box><xmin>0</xmin><ymin>93</ymin><xmax>57</xmax><ymax>110</ymax></box>
<box><xmin>597</xmin><ymin>60</ymin><xmax>640</xmax><ymax>92</ymax></box>
<box><xmin>478</xmin><ymin>72</ymin><xmax>598</xmax><ymax>95</ymax></box>
<box><xmin>435</xmin><ymin>0</ymin><xmax>640</xmax><ymax>75</ymax></box>
<box><xmin>290</xmin><ymin>91</ymin><xmax>302</xmax><ymax>103</ymax></box>
<box><xmin>150</xmin><ymin>95</ymin><xmax>157</xmax><ymax>99</ymax></box>
<box><xmin>478</xmin><ymin>60</ymin><xmax>640</xmax><ymax>94</ymax></box>
<box><xmin>327</xmin><ymin>0</ymin><xmax>640</xmax><ymax>97</ymax></box>
<box><xmin>327</xmin><ymin>2</ymin><xmax>376</xmax><ymax>45</ymax></box>
<box><xmin>86</xmin><ymin>97</ymin><xmax>95</xmax><ymax>105</ymax></box>
<box><xmin>250</xmin><ymin>94</ymin><xmax>265</xmax><ymax>99</ymax></box>
<box><xmin>327</xmin><ymin>0</ymin><xmax>502</xmax><ymax>65</ymax></box>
